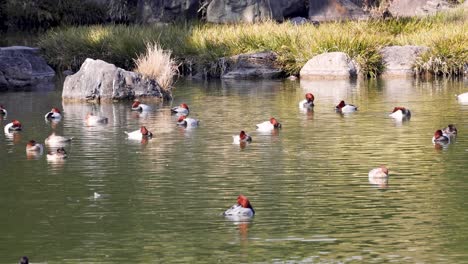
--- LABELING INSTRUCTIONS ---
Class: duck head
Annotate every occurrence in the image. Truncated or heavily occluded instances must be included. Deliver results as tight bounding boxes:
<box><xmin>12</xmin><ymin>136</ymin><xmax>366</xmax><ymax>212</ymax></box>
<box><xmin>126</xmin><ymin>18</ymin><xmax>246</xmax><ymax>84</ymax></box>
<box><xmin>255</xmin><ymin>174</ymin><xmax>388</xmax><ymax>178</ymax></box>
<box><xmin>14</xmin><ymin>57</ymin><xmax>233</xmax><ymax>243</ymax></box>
<box><xmin>305</xmin><ymin>93</ymin><xmax>315</xmax><ymax>103</ymax></box>
<box><xmin>336</xmin><ymin>100</ymin><xmax>346</xmax><ymax>109</ymax></box>
<box><xmin>132</xmin><ymin>101</ymin><xmax>141</xmax><ymax>108</ymax></box>
<box><xmin>434</xmin><ymin>129</ymin><xmax>444</xmax><ymax>139</ymax></box>
<box><xmin>140</xmin><ymin>126</ymin><xmax>152</xmax><ymax>137</ymax></box>
<box><xmin>51</xmin><ymin>107</ymin><xmax>61</xmax><ymax>113</ymax></box>
<box><xmin>392</xmin><ymin>107</ymin><xmax>406</xmax><ymax>113</ymax></box>
<box><xmin>177</xmin><ymin>115</ymin><xmax>187</xmax><ymax>126</ymax></box>
<box><xmin>237</xmin><ymin>195</ymin><xmax>255</xmax><ymax>213</ymax></box>
<box><xmin>270</xmin><ymin>117</ymin><xmax>282</xmax><ymax>128</ymax></box>
<box><xmin>12</xmin><ymin>119</ymin><xmax>22</xmax><ymax>129</ymax></box>
<box><xmin>380</xmin><ymin>165</ymin><xmax>389</xmax><ymax>175</ymax></box>
<box><xmin>26</xmin><ymin>140</ymin><xmax>37</xmax><ymax>147</ymax></box>
<box><xmin>180</xmin><ymin>103</ymin><xmax>189</xmax><ymax>110</ymax></box>
<box><xmin>239</xmin><ymin>131</ymin><xmax>248</xmax><ymax>140</ymax></box>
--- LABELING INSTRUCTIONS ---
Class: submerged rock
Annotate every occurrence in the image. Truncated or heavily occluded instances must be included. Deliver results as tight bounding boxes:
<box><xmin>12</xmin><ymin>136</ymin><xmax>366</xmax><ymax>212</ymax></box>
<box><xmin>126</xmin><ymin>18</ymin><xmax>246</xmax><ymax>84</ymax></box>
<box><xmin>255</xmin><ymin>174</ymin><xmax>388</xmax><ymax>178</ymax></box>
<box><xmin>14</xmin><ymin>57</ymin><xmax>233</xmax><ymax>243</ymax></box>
<box><xmin>62</xmin><ymin>58</ymin><xmax>171</xmax><ymax>102</ymax></box>
<box><xmin>220</xmin><ymin>51</ymin><xmax>284</xmax><ymax>79</ymax></box>
<box><xmin>380</xmin><ymin>45</ymin><xmax>429</xmax><ymax>77</ymax></box>
<box><xmin>300</xmin><ymin>52</ymin><xmax>358</xmax><ymax>79</ymax></box>
<box><xmin>0</xmin><ymin>46</ymin><xmax>55</xmax><ymax>91</ymax></box>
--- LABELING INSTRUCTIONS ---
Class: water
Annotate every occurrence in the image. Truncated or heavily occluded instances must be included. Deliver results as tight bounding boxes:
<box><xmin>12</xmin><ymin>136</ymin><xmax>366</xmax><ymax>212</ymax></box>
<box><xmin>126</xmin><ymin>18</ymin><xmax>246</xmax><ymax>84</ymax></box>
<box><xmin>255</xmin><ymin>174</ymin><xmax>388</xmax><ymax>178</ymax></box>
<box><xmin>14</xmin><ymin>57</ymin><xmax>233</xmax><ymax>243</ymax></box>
<box><xmin>1</xmin><ymin>77</ymin><xmax>468</xmax><ymax>263</ymax></box>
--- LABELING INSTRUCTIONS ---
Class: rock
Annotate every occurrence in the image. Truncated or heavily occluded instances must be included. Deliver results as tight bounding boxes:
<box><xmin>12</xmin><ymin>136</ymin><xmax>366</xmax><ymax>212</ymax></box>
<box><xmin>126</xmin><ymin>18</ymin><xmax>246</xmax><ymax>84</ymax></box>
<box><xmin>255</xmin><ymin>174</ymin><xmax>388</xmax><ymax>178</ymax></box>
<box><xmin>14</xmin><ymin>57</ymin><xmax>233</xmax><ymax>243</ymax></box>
<box><xmin>62</xmin><ymin>58</ymin><xmax>171</xmax><ymax>102</ymax></box>
<box><xmin>388</xmin><ymin>0</ymin><xmax>452</xmax><ymax>17</ymax></box>
<box><xmin>220</xmin><ymin>51</ymin><xmax>284</xmax><ymax>79</ymax></box>
<box><xmin>309</xmin><ymin>0</ymin><xmax>369</xmax><ymax>21</ymax></box>
<box><xmin>379</xmin><ymin>45</ymin><xmax>429</xmax><ymax>77</ymax></box>
<box><xmin>137</xmin><ymin>0</ymin><xmax>199</xmax><ymax>23</ymax></box>
<box><xmin>0</xmin><ymin>46</ymin><xmax>55</xmax><ymax>90</ymax></box>
<box><xmin>300</xmin><ymin>52</ymin><xmax>358</xmax><ymax>79</ymax></box>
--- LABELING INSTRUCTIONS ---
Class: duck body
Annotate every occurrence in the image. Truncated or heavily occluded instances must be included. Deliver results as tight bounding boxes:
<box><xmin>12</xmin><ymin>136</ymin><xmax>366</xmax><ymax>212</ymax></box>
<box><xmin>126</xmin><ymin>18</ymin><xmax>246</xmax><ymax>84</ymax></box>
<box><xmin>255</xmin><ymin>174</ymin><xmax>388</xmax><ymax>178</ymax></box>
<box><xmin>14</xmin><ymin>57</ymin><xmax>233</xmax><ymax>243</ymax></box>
<box><xmin>85</xmin><ymin>113</ymin><xmax>108</xmax><ymax>126</ymax></box>
<box><xmin>335</xmin><ymin>101</ymin><xmax>357</xmax><ymax>113</ymax></box>
<box><xmin>368</xmin><ymin>166</ymin><xmax>389</xmax><ymax>186</ymax></box>
<box><xmin>171</xmin><ymin>103</ymin><xmax>189</xmax><ymax>115</ymax></box>
<box><xmin>26</xmin><ymin>140</ymin><xmax>44</xmax><ymax>153</ymax></box>
<box><xmin>125</xmin><ymin>126</ymin><xmax>153</xmax><ymax>140</ymax></box>
<box><xmin>456</xmin><ymin>92</ymin><xmax>468</xmax><ymax>103</ymax></box>
<box><xmin>432</xmin><ymin>130</ymin><xmax>450</xmax><ymax>144</ymax></box>
<box><xmin>45</xmin><ymin>133</ymin><xmax>73</xmax><ymax>145</ymax></box>
<box><xmin>223</xmin><ymin>195</ymin><xmax>255</xmax><ymax>218</ymax></box>
<box><xmin>233</xmin><ymin>131</ymin><xmax>252</xmax><ymax>144</ymax></box>
<box><xmin>389</xmin><ymin>107</ymin><xmax>411</xmax><ymax>120</ymax></box>
<box><xmin>45</xmin><ymin>108</ymin><xmax>62</xmax><ymax>119</ymax></box>
<box><xmin>4</xmin><ymin>120</ymin><xmax>22</xmax><ymax>133</ymax></box>
<box><xmin>177</xmin><ymin>116</ymin><xmax>199</xmax><ymax>127</ymax></box>
<box><xmin>47</xmin><ymin>147</ymin><xmax>68</xmax><ymax>160</ymax></box>
<box><xmin>131</xmin><ymin>101</ymin><xmax>151</xmax><ymax>112</ymax></box>
<box><xmin>299</xmin><ymin>93</ymin><xmax>315</xmax><ymax>109</ymax></box>
<box><xmin>256</xmin><ymin>118</ymin><xmax>282</xmax><ymax>132</ymax></box>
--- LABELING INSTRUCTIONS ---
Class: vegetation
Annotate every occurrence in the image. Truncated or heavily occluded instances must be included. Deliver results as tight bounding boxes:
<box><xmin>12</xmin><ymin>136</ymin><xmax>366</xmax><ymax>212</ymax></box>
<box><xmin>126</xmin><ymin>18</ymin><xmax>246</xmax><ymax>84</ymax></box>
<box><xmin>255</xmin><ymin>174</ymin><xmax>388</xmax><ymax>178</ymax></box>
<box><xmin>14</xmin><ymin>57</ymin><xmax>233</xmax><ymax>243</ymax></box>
<box><xmin>38</xmin><ymin>7</ymin><xmax>467</xmax><ymax>78</ymax></box>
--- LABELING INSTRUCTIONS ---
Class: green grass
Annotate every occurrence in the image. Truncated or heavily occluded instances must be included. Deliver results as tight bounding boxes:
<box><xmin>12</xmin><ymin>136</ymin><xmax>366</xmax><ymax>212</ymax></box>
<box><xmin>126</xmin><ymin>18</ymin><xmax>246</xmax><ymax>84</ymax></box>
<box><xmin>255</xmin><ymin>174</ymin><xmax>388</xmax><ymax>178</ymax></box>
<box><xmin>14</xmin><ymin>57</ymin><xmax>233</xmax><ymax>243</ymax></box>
<box><xmin>38</xmin><ymin>7</ymin><xmax>467</xmax><ymax>77</ymax></box>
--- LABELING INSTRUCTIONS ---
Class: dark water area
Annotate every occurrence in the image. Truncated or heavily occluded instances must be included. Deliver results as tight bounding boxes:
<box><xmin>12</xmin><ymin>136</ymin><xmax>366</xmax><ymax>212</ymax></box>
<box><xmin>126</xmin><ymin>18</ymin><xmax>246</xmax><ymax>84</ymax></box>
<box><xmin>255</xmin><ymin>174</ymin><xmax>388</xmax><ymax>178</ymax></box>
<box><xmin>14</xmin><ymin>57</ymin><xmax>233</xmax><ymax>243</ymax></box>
<box><xmin>1</xmin><ymin>77</ymin><xmax>468</xmax><ymax>263</ymax></box>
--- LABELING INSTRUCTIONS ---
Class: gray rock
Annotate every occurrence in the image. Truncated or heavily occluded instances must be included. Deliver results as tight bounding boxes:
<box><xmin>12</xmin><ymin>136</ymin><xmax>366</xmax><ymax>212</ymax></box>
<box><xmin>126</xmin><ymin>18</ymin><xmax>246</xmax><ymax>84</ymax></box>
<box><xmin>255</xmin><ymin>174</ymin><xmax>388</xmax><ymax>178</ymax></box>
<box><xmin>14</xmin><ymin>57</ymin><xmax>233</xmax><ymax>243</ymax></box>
<box><xmin>63</xmin><ymin>58</ymin><xmax>171</xmax><ymax>102</ymax></box>
<box><xmin>309</xmin><ymin>0</ymin><xmax>369</xmax><ymax>21</ymax></box>
<box><xmin>388</xmin><ymin>0</ymin><xmax>452</xmax><ymax>17</ymax></box>
<box><xmin>220</xmin><ymin>52</ymin><xmax>284</xmax><ymax>79</ymax></box>
<box><xmin>300</xmin><ymin>52</ymin><xmax>358</xmax><ymax>79</ymax></box>
<box><xmin>380</xmin><ymin>45</ymin><xmax>429</xmax><ymax>77</ymax></box>
<box><xmin>137</xmin><ymin>0</ymin><xmax>199</xmax><ymax>23</ymax></box>
<box><xmin>0</xmin><ymin>46</ymin><xmax>55</xmax><ymax>90</ymax></box>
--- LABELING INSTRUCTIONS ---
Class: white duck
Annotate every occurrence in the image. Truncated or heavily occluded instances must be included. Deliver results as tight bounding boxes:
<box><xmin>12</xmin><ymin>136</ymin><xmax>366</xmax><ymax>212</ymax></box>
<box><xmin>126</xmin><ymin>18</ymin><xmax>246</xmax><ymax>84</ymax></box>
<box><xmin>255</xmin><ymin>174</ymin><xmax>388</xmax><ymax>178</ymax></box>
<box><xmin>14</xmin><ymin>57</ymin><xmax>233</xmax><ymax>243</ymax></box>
<box><xmin>443</xmin><ymin>124</ymin><xmax>457</xmax><ymax>137</ymax></box>
<box><xmin>171</xmin><ymin>103</ymin><xmax>190</xmax><ymax>116</ymax></box>
<box><xmin>85</xmin><ymin>113</ymin><xmax>108</xmax><ymax>126</ymax></box>
<box><xmin>456</xmin><ymin>92</ymin><xmax>468</xmax><ymax>103</ymax></box>
<box><xmin>177</xmin><ymin>115</ymin><xmax>199</xmax><ymax>127</ymax></box>
<box><xmin>4</xmin><ymin>119</ymin><xmax>22</xmax><ymax>133</ymax></box>
<box><xmin>45</xmin><ymin>132</ymin><xmax>73</xmax><ymax>145</ymax></box>
<box><xmin>368</xmin><ymin>166</ymin><xmax>389</xmax><ymax>187</ymax></box>
<box><xmin>125</xmin><ymin>126</ymin><xmax>153</xmax><ymax>140</ymax></box>
<box><xmin>299</xmin><ymin>93</ymin><xmax>315</xmax><ymax>109</ymax></box>
<box><xmin>26</xmin><ymin>140</ymin><xmax>44</xmax><ymax>153</ymax></box>
<box><xmin>233</xmin><ymin>131</ymin><xmax>252</xmax><ymax>144</ymax></box>
<box><xmin>223</xmin><ymin>195</ymin><xmax>255</xmax><ymax>218</ymax></box>
<box><xmin>256</xmin><ymin>117</ymin><xmax>282</xmax><ymax>132</ymax></box>
<box><xmin>47</xmin><ymin>147</ymin><xmax>68</xmax><ymax>160</ymax></box>
<box><xmin>432</xmin><ymin>129</ymin><xmax>450</xmax><ymax>144</ymax></box>
<box><xmin>335</xmin><ymin>100</ymin><xmax>357</xmax><ymax>113</ymax></box>
<box><xmin>131</xmin><ymin>100</ymin><xmax>151</xmax><ymax>112</ymax></box>
<box><xmin>389</xmin><ymin>106</ymin><xmax>411</xmax><ymax>120</ymax></box>
<box><xmin>45</xmin><ymin>107</ymin><xmax>62</xmax><ymax>120</ymax></box>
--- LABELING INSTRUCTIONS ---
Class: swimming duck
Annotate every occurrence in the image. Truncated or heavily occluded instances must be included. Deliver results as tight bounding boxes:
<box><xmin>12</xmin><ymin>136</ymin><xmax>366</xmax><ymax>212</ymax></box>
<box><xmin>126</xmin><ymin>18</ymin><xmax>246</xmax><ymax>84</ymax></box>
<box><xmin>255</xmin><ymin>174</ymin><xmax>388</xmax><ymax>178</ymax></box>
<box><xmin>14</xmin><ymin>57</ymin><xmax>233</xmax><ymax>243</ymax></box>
<box><xmin>131</xmin><ymin>100</ymin><xmax>151</xmax><ymax>112</ymax></box>
<box><xmin>45</xmin><ymin>132</ymin><xmax>73</xmax><ymax>145</ymax></box>
<box><xmin>46</xmin><ymin>147</ymin><xmax>68</xmax><ymax>160</ymax></box>
<box><xmin>335</xmin><ymin>100</ymin><xmax>357</xmax><ymax>113</ymax></box>
<box><xmin>94</xmin><ymin>192</ymin><xmax>102</xmax><ymax>199</ymax></box>
<box><xmin>0</xmin><ymin>105</ymin><xmax>7</xmax><ymax>116</ymax></box>
<box><xmin>456</xmin><ymin>92</ymin><xmax>468</xmax><ymax>103</ymax></box>
<box><xmin>177</xmin><ymin>115</ymin><xmax>199</xmax><ymax>127</ymax></box>
<box><xmin>256</xmin><ymin>117</ymin><xmax>282</xmax><ymax>132</ymax></box>
<box><xmin>171</xmin><ymin>103</ymin><xmax>189</xmax><ymax>115</ymax></box>
<box><xmin>443</xmin><ymin>124</ymin><xmax>457</xmax><ymax>137</ymax></box>
<box><xmin>368</xmin><ymin>166</ymin><xmax>389</xmax><ymax>187</ymax></box>
<box><xmin>85</xmin><ymin>113</ymin><xmax>108</xmax><ymax>126</ymax></box>
<box><xmin>4</xmin><ymin>119</ymin><xmax>22</xmax><ymax>133</ymax></box>
<box><xmin>233</xmin><ymin>131</ymin><xmax>252</xmax><ymax>144</ymax></box>
<box><xmin>299</xmin><ymin>93</ymin><xmax>315</xmax><ymax>109</ymax></box>
<box><xmin>432</xmin><ymin>129</ymin><xmax>450</xmax><ymax>144</ymax></box>
<box><xmin>389</xmin><ymin>106</ymin><xmax>411</xmax><ymax>120</ymax></box>
<box><xmin>125</xmin><ymin>126</ymin><xmax>153</xmax><ymax>140</ymax></box>
<box><xmin>223</xmin><ymin>195</ymin><xmax>255</xmax><ymax>218</ymax></box>
<box><xmin>45</xmin><ymin>107</ymin><xmax>62</xmax><ymax>119</ymax></box>
<box><xmin>26</xmin><ymin>140</ymin><xmax>44</xmax><ymax>152</ymax></box>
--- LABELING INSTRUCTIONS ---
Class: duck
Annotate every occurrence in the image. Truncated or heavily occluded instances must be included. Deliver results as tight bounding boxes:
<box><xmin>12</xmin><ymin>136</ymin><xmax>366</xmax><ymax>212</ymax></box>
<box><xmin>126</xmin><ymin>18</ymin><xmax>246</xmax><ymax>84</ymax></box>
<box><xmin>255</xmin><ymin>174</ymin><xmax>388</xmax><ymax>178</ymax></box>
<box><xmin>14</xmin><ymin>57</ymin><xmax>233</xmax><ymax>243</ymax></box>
<box><xmin>456</xmin><ymin>92</ymin><xmax>468</xmax><ymax>103</ymax></box>
<box><xmin>4</xmin><ymin>119</ymin><xmax>22</xmax><ymax>133</ymax></box>
<box><xmin>389</xmin><ymin>106</ymin><xmax>411</xmax><ymax>120</ymax></box>
<box><xmin>432</xmin><ymin>129</ymin><xmax>450</xmax><ymax>144</ymax></box>
<box><xmin>256</xmin><ymin>117</ymin><xmax>282</xmax><ymax>132</ymax></box>
<box><xmin>45</xmin><ymin>132</ymin><xmax>73</xmax><ymax>145</ymax></box>
<box><xmin>368</xmin><ymin>166</ymin><xmax>389</xmax><ymax>187</ymax></box>
<box><xmin>85</xmin><ymin>113</ymin><xmax>108</xmax><ymax>126</ymax></box>
<box><xmin>223</xmin><ymin>195</ymin><xmax>255</xmax><ymax>218</ymax></box>
<box><xmin>335</xmin><ymin>100</ymin><xmax>357</xmax><ymax>113</ymax></box>
<box><xmin>94</xmin><ymin>192</ymin><xmax>101</xmax><ymax>199</ymax></box>
<box><xmin>26</xmin><ymin>140</ymin><xmax>44</xmax><ymax>153</ymax></box>
<box><xmin>233</xmin><ymin>131</ymin><xmax>252</xmax><ymax>144</ymax></box>
<box><xmin>125</xmin><ymin>126</ymin><xmax>153</xmax><ymax>140</ymax></box>
<box><xmin>177</xmin><ymin>115</ymin><xmax>199</xmax><ymax>127</ymax></box>
<box><xmin>443</xmin><ymin>124</ymin><xmax>457</xmax><ymax>137</ymax></box>
<box><xmin>45</xmin><ymin>107</ymin><xmax>62</xmax><ymax>119</ymax></box>
<box><xmin>0</xmin><ymin>105</ymin><xmax>7</xmax><ymax>116</ymax></box>
<box><xmin>131</xmin><ymin>100</ymin><xmax>151</xmax><ymax>112</ymax></box>
<box><xmin>299</xmin><ymin>93</ymin><xmax>315</xmax><ymax>109</ymax></box>
<box><xmin>46</xmin><ymin>147</ymin><xmax>68</xmax><ymax>160</ymax></box>
<box><xmin>171</xmin><ymin>103</ymin><xmax>189</xmax><ymax>115</ymax></box>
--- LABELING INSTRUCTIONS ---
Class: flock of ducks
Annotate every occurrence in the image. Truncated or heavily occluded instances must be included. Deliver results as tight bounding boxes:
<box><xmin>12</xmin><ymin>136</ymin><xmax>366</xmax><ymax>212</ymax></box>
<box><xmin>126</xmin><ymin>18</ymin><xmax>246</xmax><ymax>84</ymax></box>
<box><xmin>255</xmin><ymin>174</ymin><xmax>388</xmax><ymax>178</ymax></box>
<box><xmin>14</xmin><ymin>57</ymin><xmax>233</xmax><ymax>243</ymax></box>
<box><xmin>2</xmin><ymin>89</ymin><xmax>467</xmax><ymax>220</ymax></box>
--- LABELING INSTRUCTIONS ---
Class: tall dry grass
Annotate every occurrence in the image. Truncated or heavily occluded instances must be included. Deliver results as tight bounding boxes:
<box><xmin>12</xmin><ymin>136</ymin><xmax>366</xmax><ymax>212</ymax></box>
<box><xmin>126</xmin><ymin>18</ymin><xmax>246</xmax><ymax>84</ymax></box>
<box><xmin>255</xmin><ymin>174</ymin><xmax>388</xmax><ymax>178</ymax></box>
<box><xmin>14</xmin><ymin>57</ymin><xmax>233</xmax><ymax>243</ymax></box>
<box><xmin>134</xmin><ymin>43</ymin><xmax>178</xmax><ymax>91</ymax></box>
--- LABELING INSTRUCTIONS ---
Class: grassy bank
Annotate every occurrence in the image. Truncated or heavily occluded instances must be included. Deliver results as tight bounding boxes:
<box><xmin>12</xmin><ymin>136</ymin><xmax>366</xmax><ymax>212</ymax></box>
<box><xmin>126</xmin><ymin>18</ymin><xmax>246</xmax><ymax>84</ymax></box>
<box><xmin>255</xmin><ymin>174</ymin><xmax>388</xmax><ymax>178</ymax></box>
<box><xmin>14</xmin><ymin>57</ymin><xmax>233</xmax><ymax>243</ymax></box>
<box><xmin>38</xmin><ymin>7</ymin><xmax>467</xmax><ymax>78</ymax></box>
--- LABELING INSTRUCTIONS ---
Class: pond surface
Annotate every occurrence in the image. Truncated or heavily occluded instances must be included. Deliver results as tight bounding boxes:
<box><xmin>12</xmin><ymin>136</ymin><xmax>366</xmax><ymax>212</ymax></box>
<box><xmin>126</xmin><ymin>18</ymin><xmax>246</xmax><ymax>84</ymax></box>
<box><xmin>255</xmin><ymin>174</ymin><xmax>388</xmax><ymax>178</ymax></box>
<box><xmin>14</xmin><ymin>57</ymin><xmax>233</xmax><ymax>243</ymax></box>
<box><xmin>1</xmin><ymin>77</ymin><xmax>468</xmax><ymax>263</ymax></box>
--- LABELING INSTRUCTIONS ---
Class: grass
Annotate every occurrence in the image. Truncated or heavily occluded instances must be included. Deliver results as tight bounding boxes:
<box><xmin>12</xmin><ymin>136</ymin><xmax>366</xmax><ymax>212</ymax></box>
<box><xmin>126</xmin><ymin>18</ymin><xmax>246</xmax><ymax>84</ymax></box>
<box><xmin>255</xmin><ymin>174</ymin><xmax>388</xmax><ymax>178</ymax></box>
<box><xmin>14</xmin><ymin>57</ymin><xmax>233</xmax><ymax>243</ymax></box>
<box><xmin>38</xmin><ymin>7</ymin><xmax>467</xmax><ymax>78</ymax></box>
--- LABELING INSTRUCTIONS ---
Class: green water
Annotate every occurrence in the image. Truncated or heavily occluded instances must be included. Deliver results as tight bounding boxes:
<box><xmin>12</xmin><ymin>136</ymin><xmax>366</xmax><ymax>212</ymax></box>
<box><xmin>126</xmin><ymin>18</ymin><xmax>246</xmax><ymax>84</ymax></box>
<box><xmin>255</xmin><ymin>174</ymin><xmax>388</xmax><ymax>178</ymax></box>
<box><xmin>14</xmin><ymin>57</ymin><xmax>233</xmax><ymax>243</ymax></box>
<box><xmin>1</xmin><ymin>77</ymin><xmax>468</xmax><ymax>263</ymax></box>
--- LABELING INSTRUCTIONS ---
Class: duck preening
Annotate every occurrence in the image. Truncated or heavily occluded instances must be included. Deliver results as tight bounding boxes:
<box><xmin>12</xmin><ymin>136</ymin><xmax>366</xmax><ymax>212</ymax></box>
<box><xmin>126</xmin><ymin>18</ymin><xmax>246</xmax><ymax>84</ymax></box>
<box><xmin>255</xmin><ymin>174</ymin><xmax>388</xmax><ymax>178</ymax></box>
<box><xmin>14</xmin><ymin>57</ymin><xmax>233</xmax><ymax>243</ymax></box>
<box><xmin>223</xmin><ymin>195</ymin><xmax>255</xmax><ymax>218</ymax></box>
<box><xmin>131</xmin><ymin>100</ymin><xmax>151</xmax><ymax>112</ymax></box>
<box><xmin>233</xmin><ymin>131</ymin><xmax>252</xmax><ymax>144</ymax></box>
<box><xmin>256</xmin><ymin>117</ymin><xmax>282</xmax><ymax>132</ymax></box>
<box><xmin>4</xmin><ymin>119</ymin><xmax>22</xmax><ymax>133</ymax></box>
<box><xmin>45</xmin><ymin>107</ymin><xmax>62</xmax><ymax>119</ymax></box>
<box><xmin>389</xmin><ymin>106</ymin><xmax>411</xmax><ymax>120</ymax></box>
<box><xmin>177</xmin><ymin>115</ymin><xmax>199</xmax><ymax>127</ymax></box>
<box><xmin>171</xmin><ymin>103</ymin><xmax>189</xmax><ymax>115</ymax></box>
<box><xmin>47</xmin><ymin>147</ymin><xmax>68</xmax><ymax>160</ymax></box>
<box><xmin>299</xmin><ymin>93</ymin><xmax>315</xmax><ymax>109</ymax></box>
<box><xmin>335</xmin><ymin>100</ymin><xmax>357</xmax><ymax>113</ymax></box>
<box><xmin>125</xmin><ymin>126</ymin><xmax>153</xmax><ymax>140</ymax></box>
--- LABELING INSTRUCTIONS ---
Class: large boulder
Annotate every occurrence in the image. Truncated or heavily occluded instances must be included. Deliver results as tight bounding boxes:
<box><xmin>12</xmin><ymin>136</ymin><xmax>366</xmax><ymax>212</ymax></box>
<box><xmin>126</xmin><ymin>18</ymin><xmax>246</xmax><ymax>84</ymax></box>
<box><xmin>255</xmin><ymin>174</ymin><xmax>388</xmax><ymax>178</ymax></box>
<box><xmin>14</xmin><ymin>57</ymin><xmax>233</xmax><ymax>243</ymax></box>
<box><xmin>309</xmin><ymin>0</ymin><xmax>369</xmax><ymax>21</ymax></box>
<box><xmin>62</xmin><ymin>58</ymin><xmax>171</xmax><ymax>102</ymax></box>
<box><xmin>300</xmin><ymin>52</ymin><xmax>358</xmax><ymax>79</ymax></box>
<box><xmin>137</xmin><ymin>0</ymin><xmax>199</xmax><ymax>23</ymax></box>
<box><xmin>0</xmin><ymin>46</ymin><xmax>55</xmax><ymax>91</ymax></box>
<box><xmin>388</xmin><ymin>0</ymin><xmax>452</xmax><ymax>17</ymax></box>
<box><xmin>220</xmin><ymin>51</ymin><xmax>284</xmax><ymax>79</ymax></box>
<box><xmin>379</xmin><ymin>45</ymin><xmax>429</xmax><ymax>77</ymax></box>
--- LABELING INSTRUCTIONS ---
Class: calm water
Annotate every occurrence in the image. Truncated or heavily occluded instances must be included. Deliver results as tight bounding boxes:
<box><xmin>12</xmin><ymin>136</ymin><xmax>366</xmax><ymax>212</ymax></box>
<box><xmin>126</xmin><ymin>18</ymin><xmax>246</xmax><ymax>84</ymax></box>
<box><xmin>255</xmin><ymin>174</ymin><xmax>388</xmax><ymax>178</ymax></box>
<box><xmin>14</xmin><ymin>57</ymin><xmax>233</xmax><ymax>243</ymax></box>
<box><xmin>1</xmin><ymin>77</ymin><xmax>468</xmax><ymax>263</ymax></box>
